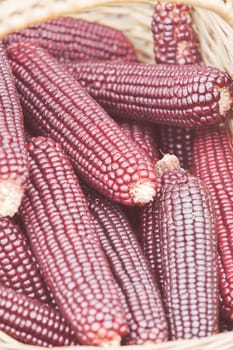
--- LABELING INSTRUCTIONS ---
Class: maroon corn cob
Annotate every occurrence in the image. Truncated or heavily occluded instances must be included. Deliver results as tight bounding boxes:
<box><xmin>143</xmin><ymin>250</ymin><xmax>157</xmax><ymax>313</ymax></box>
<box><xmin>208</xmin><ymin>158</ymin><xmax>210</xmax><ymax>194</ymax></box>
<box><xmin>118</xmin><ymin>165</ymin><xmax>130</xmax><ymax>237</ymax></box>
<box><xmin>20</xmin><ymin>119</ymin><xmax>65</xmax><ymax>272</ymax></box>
<box><xmin>118</xmin><ymin>119</ymin><xmax>159</xmax><ymax>161</ymax></box>
<box><xmin>152</xmin><ymin>2</ymin><xmax>201</xmax><ymax>65</ymax></box>
<box><xmin>0</xmin><ymin>43</ymin><xmax>28</xmax><ymax>217</ymax></box>
<box><xmin>192</xmin><ymin>125</ymin><xmax>233</xmax><ymax>320</ymax></box>
<box><xmin>65</xmin><ymin>61</ymin><xmax>233</xmax><ymax>128</ymax></box>
<box><xmin>157</xmin><ymin>125</ymin><xmax>195</xmax><ymax>169</ymax></box>
<box><xmin>83</xmin><ymin>185</ymin><xmax>168</xmax><ymax>345</ymax></box>
<box><xmin>7</xmin><ymin>42</ymin><xmax>157</xmax><ymax>206</ymax></box>
<box><xmin>0</xmin><ymin>284</ymin><xmax>77</xmax><ymax>346</ymax></box>
<box><xmin>117</xmin><ymin>119</ymin><xmax>159</xmax><ymax>231</ymax></box>
<box><xmin>0</xmin><ymin>217</ymin><xmax>53</xmax><ymax>305</ymax></box>
<box><xmin>152</xmin><ymin>2</ymin><xmax>201</xmax><ymax>169</ymax></box>
<box><xmin>140</xmin><ymin>192</ymin><xmax>163</xmax><ymax>289</ymax></box>
<box><xmin>19</xmin><ymin>136</ymin><xmax>128</xmax><ymax>346</ymax></box>
<box><xmin>156</xmin><ymin>154</ymin><xmax>219</xmax><ymax>339</ymax></box>
<box><xmin>3</xmin><ymin>17</ymin><xmax>137</xmax><ymax>63</ymax></box>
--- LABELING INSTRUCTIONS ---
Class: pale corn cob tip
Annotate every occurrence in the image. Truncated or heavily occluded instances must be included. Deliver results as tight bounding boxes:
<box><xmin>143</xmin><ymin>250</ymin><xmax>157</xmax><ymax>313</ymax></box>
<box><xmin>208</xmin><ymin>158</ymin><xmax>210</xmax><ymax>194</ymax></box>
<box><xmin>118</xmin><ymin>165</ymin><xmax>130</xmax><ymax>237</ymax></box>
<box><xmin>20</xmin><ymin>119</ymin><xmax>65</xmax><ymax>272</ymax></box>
<box><xmin>219</xmin><ymin>87</ymin><xmax>233</xmax><ymax>116</ymax></box>
<box><xmin>0</xmin><ymin>180</ymin><xmax>24</xmax><ymax>217</ymax></box>
<box><xmin>155</xmin><ymin>154</ymin><xmax>180</xmax><ymax>178</ymax></box>
<box><xmin>130</xmin><ymin>181</ymin><xmax>156</xmax><ymax>205</ymax></box>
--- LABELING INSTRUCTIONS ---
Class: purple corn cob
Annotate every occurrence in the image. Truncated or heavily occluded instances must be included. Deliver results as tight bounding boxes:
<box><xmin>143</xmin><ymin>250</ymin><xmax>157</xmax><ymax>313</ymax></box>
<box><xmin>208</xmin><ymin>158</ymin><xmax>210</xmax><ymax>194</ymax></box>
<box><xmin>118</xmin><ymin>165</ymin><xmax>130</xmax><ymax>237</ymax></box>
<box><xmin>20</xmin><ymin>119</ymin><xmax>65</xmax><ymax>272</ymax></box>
<box><xmin>152</xmin><ymin>2</ymin><xmax>201</xmax><ymax>170</ymax></box>
<box><xmin>19</xmin><ymin>136</ymin><xmax>127</xmax><ymax>346</ymax></box>
<box><xmin>0</xmin><ymin>217</ymin><xmax>53</xmax><ymax>305</ymax></box>
<box><xmin>192</xmin><ymin>125</ymin><xmax>233</xmax><ymax>321</ymax></box>
<box><xmin>7</xmin><ymin>42</ymin><xmax>157</xmax><ymax>206</ymax></box>
<box><xmin>140</xmin><ymin>191</ymin><xmax>163</xmax><ymax>289</ymax></box>
<box><xmin>0</xmin><ymin>284</ymin><xmax>77</xmax><ymax>346</ymax></box>
<box><xmin>117</xmin><ymin>119</ymin><xmax>159</xmax><ymax>231</ymax></box>
<box><xmin>152</xmin><ymin>2</ymin><xmax>201</xmax><ymax>65</ymax></box>
<box><xmin>0</xmin><ymin>43</ymin><xmax>28</xmax><ymax>217</ymax></box>
<box><xmin>157</xmin><ymin>125</ymin><xmax>195</xmax><ymax>169</ymax></box>
<box><xmin>118</xmin><ymin>119</ymin><xmax>159</xmax><ymax>161</ymax></box>
<box><xmin>3</xmin><ymin>17</ymin><xmax>137</xmax><ymax>63</ymax></box>
<box><xmin>83</xmin><ymin>185</ymin><xmax>168</xmax><ymax>345</ymax></box>
<box><xmin>156</xmin><ymin>154</ymin><xmax>219</xmax><ymax>339</ymax></box>
<box><xmin>65</xmin><ymin>61</ymin><xmax>233</xmax><ymax>128</ymax></box>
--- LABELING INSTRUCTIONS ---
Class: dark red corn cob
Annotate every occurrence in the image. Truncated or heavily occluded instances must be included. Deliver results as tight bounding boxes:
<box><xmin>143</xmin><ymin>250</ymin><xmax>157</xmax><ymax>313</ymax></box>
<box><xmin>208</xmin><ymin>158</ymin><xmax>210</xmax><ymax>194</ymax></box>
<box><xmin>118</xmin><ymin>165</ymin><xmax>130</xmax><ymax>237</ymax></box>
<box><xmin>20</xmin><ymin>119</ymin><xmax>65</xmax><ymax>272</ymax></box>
<box><xmin>0</xmin><ymin>285</ymin><xmax>77</xmax><ymax>346</ymax></box>
<box><xmin>152</xmin><ymin>2</ymin><xmax>201</xmax><ymax>169</ymax></box>
<box><xmin>19</xmin><ymin>136</ymin><xmax>128</xmax><ymax>346</ymax></box>
<box><xmin>156</xmin><ymin>154</ymin><xmax>219</xmax><ymax>339</ymax></box>
<box><xmin>0</xmin><ymin>217</ymin><xmax>53</xmax><ymax>305</ymax></box>
<box><xmin>65</xmin><ymin>61</ymin><xmax>233</xmax><ymax>128</ymax></box>
<box><xmin>7</xmin><ymin>42</ymin><xmax>156</xmax><ymax>206</ymax></box>
<box><xmin>118</xmin><ymin>119</ymin><xmax>159</xmax><ymax>161</ymax></box>
<box><xmin>192</xmin><ymin>125</ymin><xmax>233</xmax><ymax>320</ymax></box>
<box><xmin>140</xmin><ymin>191</ymin><xmax>163</xmax><ymax>289</ymax></box>
<box><xmin>3</xmin><ymin>17</ymin><xmax>137</xmax><ymax>63</ymax></box>
<box><xmin>0</xmin><ymin>43</ymin><xmax>28</xmax><ymax>217</ymax></box>
<box><xmin>83</xmin><ymin>185</ymin><xmax>168</xmax><ymax>345</ymax></box>
<box><xmin>157</xmin><ymin>125</ymin><xmax>195</xmax><ymax>169</ymax></box>
<box><xmin>152</xmin><ymin>2</ymin><xmax>201</xmax><ymax>65</ymax></box>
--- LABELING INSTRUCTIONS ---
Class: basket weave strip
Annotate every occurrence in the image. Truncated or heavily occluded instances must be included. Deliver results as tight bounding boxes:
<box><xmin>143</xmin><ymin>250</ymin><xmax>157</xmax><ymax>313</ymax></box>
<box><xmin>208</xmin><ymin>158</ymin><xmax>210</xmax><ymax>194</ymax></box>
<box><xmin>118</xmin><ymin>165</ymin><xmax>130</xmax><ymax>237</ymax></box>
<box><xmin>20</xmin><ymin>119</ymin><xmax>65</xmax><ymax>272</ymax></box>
<box><xmin>0</xmin><ymin>1</ymin><xmax>233</xmax><ymax>349</ymax></box>
<box><xmin>1</xmin><ymin>330</ymin><xmax>233</xmax><ymax>350</ymax></box>
<box><xmin>0</xmin><ymin>0</ymin><xmax>233</xmax><ymax>39</ymax></box>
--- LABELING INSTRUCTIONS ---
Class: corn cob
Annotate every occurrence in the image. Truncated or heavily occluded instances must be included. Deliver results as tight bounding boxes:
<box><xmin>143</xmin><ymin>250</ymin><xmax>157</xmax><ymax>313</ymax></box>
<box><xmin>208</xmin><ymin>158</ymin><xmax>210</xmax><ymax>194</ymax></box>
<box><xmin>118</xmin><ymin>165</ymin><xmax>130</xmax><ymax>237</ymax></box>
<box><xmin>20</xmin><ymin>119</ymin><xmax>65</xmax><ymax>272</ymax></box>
<box><xmin>152</xmin><ymin>2</ymin><xmax>201</xmax><ymax>169</ymax></box>
<box><xmin>0</xmin><ymin>217</ymin><xmax>53</xmax><ymax>305</ymax></box>
<box><xmin>19</xmin><ymin>136</ymin><xmax>128</xmax><ymax>346</ymax></box>
<box><xmin>0</xmin><ymin>43</ymin><xmax>28</xmax><ymax>217</ymax></box>
<box><xmin>7</xmin><ymin>42</ymin><xmax>156</xmax><ymax>206</ymax></box>
<box><xmin>83</xmin><ymin>185</ymin><xmax>168</xmax><ymax>345</ymax></box>
<box><xmin>118</xmin><ymin>119</ymin><xmax>159</xmax><ymax>161</ymax></box>
<box><xmin>192</xmin><ymin>125</ymin><xmax>233</xmax><ymax>320</ymax></box>
<box><xmin>157</xmin><ymin>125</ymin><xmax>195</xmax><ymax>169</ymax></box>
<box><xmin>140</xmin><ymin>192</ymin><xmax>163</xmax><ymax>289</ymax></box>
<box><xmin>0</xmin><ymin>284</ymin><xmax>77</xmax><ymax>346</ymax></box>
<box><xmin>156</xmin><ymin>154</ymin><xmax>219</xmax><ymax>339</ymax></box>
<box><xmin>65</xmin><ymin>61</ymin><xmax>233</xmax><ymax>128</ymax></box>
<box><xmin>152</xmin><ymin>2</ymin><xmax>201</xmax><ymax>65</ymax></box>
<box><xmin>3</xmin><ymin>17</ymin><xmax>137</xmax><ymax>63</ymax></box>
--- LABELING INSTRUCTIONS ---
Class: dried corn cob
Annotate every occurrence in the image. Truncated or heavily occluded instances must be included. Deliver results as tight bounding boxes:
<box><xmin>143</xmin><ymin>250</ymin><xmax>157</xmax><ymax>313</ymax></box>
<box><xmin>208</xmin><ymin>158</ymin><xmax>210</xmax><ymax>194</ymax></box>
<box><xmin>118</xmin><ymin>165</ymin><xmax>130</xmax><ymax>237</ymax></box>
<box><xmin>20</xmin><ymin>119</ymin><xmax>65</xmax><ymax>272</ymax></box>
<box><xmin>192</xmin><ymin>125</ymin><xmax>233</xmax><ymax>320</ymax></box>
<box><xmin>157</xmin><ymin>125</ymin><xmax>195</xmax><ymax>169</ymax></box>
<box><xmin>0</xmin><ymin>43</ymin><xmax>28</xmax><ymax>217</ymax></box>
<box><xmin>0</xmin><ymin>217</ymin><xmax>53</xmax><ymax>305</ymax></box>
<box><xmin>65</xmin><ymin>61</ymin><xmax>233</xmax><ymax>128</ymax></box>
<box><xmin>118</xmin><ymin>119</ymin><xmax>159</xmax><ymax>161</ymax></box>
<box><xmin>19</xmin><ymin>136</ymin><xmax>128</xmax><ymax>346</ymax></box>
<box><xmin>0</xmin><ymin>284</ymin><xmax>77</xmax><ymax>346</ymax></box>
<box><xmin>140</xmin><ymin>193</ymin><xmax>163</xmax><ymax>289</ymax></box>
<box><xmin>83</xmin><ymin>185</ymin><xmax>168</xmax><ymax>345</ymax></box>
<box><xmin>157</xmin><ymin>154</ymin><xmax>219</xmax><ymax>339</ymax></box>
<box><xmin>3</xmin><ymin>17</ymin><xmax>137</xmax><ymax>63</ymax></box>
<box><xmin>152</xmin><ymin>2</ymin><xmax>201</xmax><ymax>65</ymax></box>
<box><xmin>152</xmin><ymin>2</ymin><xmax>200</xmax><ymax>169</ymax></box>
<box><xmin>7</xmin><ymin>42</ymin><xmax>156</xmax><ymax>206</ymax></box>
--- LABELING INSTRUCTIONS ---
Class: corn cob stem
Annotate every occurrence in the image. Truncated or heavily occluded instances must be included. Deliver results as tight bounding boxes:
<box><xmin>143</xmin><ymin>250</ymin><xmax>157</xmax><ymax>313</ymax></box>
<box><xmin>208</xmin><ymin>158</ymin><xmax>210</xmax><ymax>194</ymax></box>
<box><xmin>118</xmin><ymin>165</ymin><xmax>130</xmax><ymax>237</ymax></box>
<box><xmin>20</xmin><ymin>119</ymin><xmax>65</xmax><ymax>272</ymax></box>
<box><xmin>65</xmin><ymin>61</ymin><xmax>233</xmax><ymax>128</ymax></box>
<box><xmin>0</xmin><ymin>284</ymin><xmax>77</xmax><ymax>347</ymax></box>
<box><xmin>0</xmin><ymin>217</ymin><xmax>54</xmax><ymax>305</ymax></box>
<box><xmin>19</xmin><ymin>136</ymin><xmax>127</xmax><ymax>346</ymax></box>
<box><xmin>7</xmin><ymin>42</ymin><xmax>156</xmax><ymax>206</ymax></box>
<box><xmin>83</xmin><ymin>186</ymin><xmax>168</xmax><ymax>345</ymax></box>
<box><xmin>192</xmin><ymin>125</ymin><xmax>233</xmax><ymax>320</ymax></box>
<box><xmin>156</xmin><ymin>154</ymin><xmax>219</xmax><ymax>339</ymax></box>
<box><xmin>0</xmin><ymin>44</ymin><xmax>28</xmax><ymax>217</ymax></box>
<box><xmin>3</xmin><ymin>17</ymin><xmax>137</xmax><ymax>63</ymax></box>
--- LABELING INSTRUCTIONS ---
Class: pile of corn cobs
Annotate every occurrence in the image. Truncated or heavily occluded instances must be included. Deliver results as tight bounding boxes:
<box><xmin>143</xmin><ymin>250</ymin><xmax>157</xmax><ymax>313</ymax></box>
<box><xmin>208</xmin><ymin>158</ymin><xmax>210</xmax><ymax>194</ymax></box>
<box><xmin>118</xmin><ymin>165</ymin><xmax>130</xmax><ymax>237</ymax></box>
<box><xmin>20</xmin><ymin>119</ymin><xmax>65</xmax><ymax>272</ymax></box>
<box><xmin>0</xmin><ymin>1</ymin><xmax>233</xmax><ymax>347</ymax></box>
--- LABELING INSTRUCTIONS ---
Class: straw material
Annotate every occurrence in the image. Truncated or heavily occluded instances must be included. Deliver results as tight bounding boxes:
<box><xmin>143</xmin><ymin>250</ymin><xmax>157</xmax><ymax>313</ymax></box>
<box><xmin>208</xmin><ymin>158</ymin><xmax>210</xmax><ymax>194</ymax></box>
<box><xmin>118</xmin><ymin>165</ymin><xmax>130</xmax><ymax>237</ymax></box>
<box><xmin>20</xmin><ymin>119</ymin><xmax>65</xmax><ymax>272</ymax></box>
<box><xmin>0</xmin><ymin>0</ymin><xmax>233</xmax><ymax>349</ymax></box>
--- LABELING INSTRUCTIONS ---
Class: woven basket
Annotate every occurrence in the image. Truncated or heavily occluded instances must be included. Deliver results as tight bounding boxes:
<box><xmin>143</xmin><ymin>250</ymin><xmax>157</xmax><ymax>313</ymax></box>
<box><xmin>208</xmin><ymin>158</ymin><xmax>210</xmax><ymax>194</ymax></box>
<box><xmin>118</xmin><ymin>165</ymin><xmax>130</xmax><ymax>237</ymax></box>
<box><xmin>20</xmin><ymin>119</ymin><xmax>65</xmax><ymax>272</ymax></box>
<box><xmin>0</xmin><ymin>0</ymin><xmax>233</xmax><ymax>349</ymax></box>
